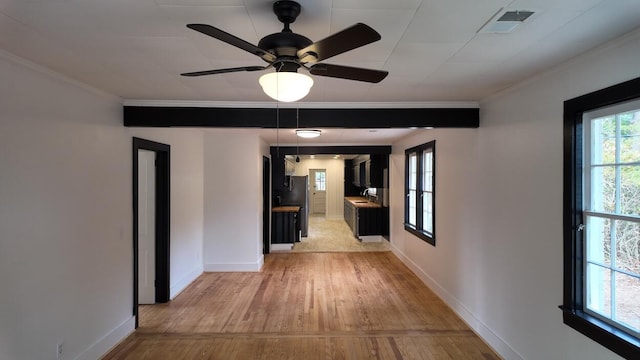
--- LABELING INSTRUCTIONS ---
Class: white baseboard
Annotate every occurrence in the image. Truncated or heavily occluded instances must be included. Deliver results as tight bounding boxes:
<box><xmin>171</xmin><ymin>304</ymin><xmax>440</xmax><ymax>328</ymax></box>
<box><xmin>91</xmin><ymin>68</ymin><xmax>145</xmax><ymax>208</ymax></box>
<box><xmin>204</xmin><ymin>255</ymin><xmax>264</xmax><ymax>272</ymax></box>
<box><xmin>359</xmin><ymin>235</ymin><xmax>383</xmax><ymax>243</ymax></box>
<box><xmin>75</xmin><ymin>316</ymin><xmax>135</xmax><ymax>360</ymax></box>
<box><xmin>171</xmin><ymin>265</ymin><xmax>203</xmax><ymax>299</ymax></box>
<box><xmin>271</xmin><ymin>243</ymin><xmax>294</xmax><ymax>251</ymax></box>
<box><xmin>390</xmin><ymin>246</ymin><xmax>523</xmax><ymax>360</ymax></box>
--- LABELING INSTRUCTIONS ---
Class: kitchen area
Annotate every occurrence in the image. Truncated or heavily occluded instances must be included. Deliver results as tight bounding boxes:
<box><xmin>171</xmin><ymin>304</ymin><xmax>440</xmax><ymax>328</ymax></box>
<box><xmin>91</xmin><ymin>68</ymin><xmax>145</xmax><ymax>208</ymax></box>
<box><xmin>269</xmin><ymin>147</ymin><xmax>390</xmax><ymax>252</ymax></box>
<box><xmin>343</xmin><ymin>154</ymin><xmax>388</xmax><ymax>242</ymax></box>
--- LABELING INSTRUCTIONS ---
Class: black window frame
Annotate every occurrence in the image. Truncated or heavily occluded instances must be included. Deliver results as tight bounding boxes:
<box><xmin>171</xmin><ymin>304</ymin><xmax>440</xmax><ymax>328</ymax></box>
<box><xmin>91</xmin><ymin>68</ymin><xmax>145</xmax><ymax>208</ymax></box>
<box><xmin>563</xmin><ymin>76</ymin><xmax>640</xmax><ymax>359</ymax></box>
<box><xmin>404</xmin><ymin>140</ymin><xmax>436</xmax><ymax>245</ymax></box>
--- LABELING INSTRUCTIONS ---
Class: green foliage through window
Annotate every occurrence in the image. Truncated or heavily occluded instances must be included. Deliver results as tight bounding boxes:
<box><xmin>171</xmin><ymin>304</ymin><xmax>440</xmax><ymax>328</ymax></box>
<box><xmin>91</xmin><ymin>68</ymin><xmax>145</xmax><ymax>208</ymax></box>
<box><xmin>563</xmin><ymin>78</ymin><xmax>640</xmax><ymax>359</ymax></box>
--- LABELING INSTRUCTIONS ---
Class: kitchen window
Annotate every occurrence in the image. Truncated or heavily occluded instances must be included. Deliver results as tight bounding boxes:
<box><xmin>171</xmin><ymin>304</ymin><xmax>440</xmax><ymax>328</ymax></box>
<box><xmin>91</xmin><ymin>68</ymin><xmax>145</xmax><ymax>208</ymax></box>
<box><xmin>405</xmin><ymin>140</ymin><xmax>435</xmax><ymax>245</ymax></box>
<box><xmin>563</xmin><ymin>77</ymin><xmax>640</xmax><ymax>359</ymax></box>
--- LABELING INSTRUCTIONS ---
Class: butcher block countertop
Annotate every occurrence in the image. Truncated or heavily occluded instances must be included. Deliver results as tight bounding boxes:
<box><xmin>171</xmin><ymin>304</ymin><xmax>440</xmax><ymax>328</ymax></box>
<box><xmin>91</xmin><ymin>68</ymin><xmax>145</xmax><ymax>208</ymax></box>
<box><xmin>272</xmin><ymin>206</ymin><xmax>301</xmax><ymax>212</ymax></box>
<box><xmin>344</xmin><ymin>197</ymin><xmax>382</xmax><ymax>208</ymax></box>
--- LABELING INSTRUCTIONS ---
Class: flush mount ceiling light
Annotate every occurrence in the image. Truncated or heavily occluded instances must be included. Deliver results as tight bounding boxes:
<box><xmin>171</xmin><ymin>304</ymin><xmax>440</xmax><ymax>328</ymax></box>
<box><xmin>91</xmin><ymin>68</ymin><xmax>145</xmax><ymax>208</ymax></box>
<box><xmin>259</xmin><ymin>71</ymin><xmax>314</xmax><ymax>102</ymax></box>
<box><xmin>296</xmin><ymin>129</ymin><xmax>321</xmax><ymax>138</ymax></box>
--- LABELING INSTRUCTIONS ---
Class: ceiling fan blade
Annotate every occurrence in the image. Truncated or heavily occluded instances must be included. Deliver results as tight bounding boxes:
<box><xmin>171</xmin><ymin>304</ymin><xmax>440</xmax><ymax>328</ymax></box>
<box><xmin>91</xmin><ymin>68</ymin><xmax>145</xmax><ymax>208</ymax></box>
<box><xmin>187</xmin><ymin>24</ymin><xmax>276</xmax><ymax>62</ymax></box>
<box><xmin>297</xmin><ymin>23</ymin><xmax>381</xmax><ymax>63</ymax></box>
<box><xmin>309</xmin><ymin>63</ymin><xmax>388</xmax><ymax>83</ymax></box>
<box><xmin>181</xmin><ymin>66</ymin><xmax>265</xmax><ymax>77</ymax></box>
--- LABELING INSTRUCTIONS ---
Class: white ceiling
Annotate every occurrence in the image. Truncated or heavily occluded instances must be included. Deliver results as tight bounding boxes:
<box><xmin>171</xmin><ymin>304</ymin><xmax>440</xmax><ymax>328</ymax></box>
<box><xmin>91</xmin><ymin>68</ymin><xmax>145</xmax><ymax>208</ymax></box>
<box><xmin>202</xmin><ymin>125</ymin><xmax>421</xmax><ymax>146</ymax></box>
<box><xmin>2</xmin><ymin>0</ymin><xmax>639</xmax><ymax>144</ymax></box>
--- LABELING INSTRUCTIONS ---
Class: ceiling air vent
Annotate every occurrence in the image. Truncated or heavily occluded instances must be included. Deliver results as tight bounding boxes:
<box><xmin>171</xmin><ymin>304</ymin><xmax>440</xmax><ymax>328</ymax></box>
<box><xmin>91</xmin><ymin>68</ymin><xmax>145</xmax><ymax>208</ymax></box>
<box><xmin>479</xmin><ymin>9</ymin><xmax>535</xmax><ymax>33</ymax></box>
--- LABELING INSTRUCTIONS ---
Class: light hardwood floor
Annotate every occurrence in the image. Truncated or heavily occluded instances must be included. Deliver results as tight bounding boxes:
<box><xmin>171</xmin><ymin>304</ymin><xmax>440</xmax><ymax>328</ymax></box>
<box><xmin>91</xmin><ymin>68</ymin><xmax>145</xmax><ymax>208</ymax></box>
<box><xmin>103</xmin><ymin>252</ymin><xmax>499</xmax><ymax>359</ymax></box>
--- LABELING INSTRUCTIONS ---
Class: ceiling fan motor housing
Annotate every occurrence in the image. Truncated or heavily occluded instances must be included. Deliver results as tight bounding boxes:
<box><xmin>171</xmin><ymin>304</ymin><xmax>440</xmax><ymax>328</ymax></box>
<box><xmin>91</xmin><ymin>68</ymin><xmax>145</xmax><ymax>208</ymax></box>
<box><xmin>258</xmin><ymin>32</ymin><xmax>312</xmax><ymax>57</ymax></box>
<box><xmin>258</xmin><ymin>1</ymin><xmax>314</xmax><ymax>71</ymax></box>
<box><xmin>273</xmin><ymin>1</ymin><xmax>301</xmax><ymax>27</ymax></box>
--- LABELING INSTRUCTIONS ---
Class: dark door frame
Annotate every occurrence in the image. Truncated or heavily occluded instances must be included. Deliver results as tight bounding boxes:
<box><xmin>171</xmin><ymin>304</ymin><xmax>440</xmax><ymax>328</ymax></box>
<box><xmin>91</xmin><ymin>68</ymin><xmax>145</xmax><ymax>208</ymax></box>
<box><xmin>132</xmin><ymin>137</ymin><xmax>170</xmax><ymax>328</ymax></box>
<box><xmin>263</xmin><ymin>156</ymin><xmax>271</xmax><ymax>254</ymax></box>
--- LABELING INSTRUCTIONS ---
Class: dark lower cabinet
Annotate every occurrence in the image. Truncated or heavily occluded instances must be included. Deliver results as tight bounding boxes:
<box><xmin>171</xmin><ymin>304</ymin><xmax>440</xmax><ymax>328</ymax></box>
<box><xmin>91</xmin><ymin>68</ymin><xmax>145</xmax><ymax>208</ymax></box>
<box><xmin>381</xmin><ymin>207</ymin><xmax>389</xmax><ymax>237</ymax></box>
<box><xmin>357</xmin><ymin>207</ymin><xmax>383</xmax><ymax>236</ymax></box>
<box><xmin>272</xmin><ymin>210</ymin><xmax>299</xmax><ymax>244</ymax></box>
<box><xmin>344</xmin><ymin>199</ymin><xmax>384</xmax><ymax>238</ymax></box>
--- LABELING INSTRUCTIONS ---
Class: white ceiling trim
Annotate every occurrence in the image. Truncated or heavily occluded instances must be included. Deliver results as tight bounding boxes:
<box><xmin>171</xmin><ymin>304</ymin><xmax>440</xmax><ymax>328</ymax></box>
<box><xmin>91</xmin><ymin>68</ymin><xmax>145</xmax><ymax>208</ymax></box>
<box><xmin>122</xmin><ymin>99</ymin><xmax>479</xmax><ymax>108</ymax></box>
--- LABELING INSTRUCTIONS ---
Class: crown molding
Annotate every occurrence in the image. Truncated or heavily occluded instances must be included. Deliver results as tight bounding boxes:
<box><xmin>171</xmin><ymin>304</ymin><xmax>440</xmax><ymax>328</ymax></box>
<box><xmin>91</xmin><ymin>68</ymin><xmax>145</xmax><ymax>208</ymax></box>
<box><xmin>122</xmin><ymin>99</ymin><xmax>479</xmax><ymax>109</ymax></box>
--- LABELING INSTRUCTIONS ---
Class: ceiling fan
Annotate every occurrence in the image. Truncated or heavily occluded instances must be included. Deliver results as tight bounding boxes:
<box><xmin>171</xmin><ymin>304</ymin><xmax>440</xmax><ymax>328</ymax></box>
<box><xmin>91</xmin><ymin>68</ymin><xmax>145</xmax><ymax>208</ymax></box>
<box><xmin>181</xmin><ymin>0</ymin><xmax>388</xmax><ymax>101</ymax></box>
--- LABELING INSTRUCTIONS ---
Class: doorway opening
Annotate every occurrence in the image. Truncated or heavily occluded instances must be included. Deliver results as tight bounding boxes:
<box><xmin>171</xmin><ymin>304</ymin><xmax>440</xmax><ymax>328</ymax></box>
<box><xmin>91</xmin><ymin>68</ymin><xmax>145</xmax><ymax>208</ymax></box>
<box><xmin>132</xmin><ymin>137</ymin><xmax>170</xmax><ymax>328</ymax></box>
<box><xmin>263</xmin><ymin>156</ymin><xmax>271</xmax><ymax>254</ymax></box>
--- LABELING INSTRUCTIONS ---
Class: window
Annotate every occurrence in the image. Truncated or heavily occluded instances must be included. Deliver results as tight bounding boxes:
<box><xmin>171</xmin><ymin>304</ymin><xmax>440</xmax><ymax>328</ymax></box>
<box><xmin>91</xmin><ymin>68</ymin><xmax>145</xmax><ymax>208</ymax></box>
<box><xmin>563</xmin><ymin>77</ymin><xmax>640</xmax><ymax>359</ymax></box>
<box><xmin>314</xmin><ymin>170</ymin><xmax>326</xmax><ymax>191</ymax></box>
<box><xmin>405</xmin><ymin>141</ymin><xmax>435</xmax><ymax>245</ymax></box>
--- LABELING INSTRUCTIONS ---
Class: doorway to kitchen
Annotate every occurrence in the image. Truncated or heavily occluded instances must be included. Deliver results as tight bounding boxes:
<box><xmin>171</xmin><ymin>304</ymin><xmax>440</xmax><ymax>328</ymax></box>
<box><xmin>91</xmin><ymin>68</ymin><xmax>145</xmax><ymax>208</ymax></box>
<box><xmin>271</xmin><ymin>146</ymin><xmax>392</xmax><ymax>252</ymax></box>
<box><xmin>132</xmin><ymin>137</ymin><xmax>170</xmax><ymax>328</ymax></box>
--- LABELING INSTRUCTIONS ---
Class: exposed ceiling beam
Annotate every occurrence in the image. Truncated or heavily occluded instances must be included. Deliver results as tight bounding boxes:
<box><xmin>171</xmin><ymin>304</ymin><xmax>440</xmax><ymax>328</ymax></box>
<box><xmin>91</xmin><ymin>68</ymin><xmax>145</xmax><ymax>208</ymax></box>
<box><xmin>123</xmin><ymin>106</ymin><xmax>479</xmax><ymax>128</ymax></box>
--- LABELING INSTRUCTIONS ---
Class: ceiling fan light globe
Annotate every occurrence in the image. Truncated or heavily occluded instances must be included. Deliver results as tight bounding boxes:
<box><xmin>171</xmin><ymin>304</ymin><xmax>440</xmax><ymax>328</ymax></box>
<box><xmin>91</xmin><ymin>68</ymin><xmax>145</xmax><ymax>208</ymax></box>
<box><xmin>259</xmin><ymin>72</ymin><xmax>313</xmax><ymax>102</ymax></box>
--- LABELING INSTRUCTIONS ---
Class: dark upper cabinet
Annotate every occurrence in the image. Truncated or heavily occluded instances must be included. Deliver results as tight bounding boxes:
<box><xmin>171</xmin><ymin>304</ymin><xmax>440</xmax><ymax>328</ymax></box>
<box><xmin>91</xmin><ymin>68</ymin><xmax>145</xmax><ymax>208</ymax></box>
<box><xmin>348</xmin><ymin>154</ymin><xmax>387</xmax><ymax>188</ymax></box>
<box><xmin>344</xmin><ymin>159</ymin><xmax>360</xmax><ymax>196</ymax></box>
<box><xmin>364</xmin><ymin>155</ymin><xmax>386</xmax><ymax>188</ymax></box>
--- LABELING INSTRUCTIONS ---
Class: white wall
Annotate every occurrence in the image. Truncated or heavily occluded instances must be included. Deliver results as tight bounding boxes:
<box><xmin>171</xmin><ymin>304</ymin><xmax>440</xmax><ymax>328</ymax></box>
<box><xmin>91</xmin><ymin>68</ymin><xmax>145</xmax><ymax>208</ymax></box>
<box><xmin>294</xmin><ymin>158</ymin><xmax>345</xmax><ymax>219</ymax></box>
<box><xmin>128</xmin><ymin>128</ymin><xmax>204</xmax><ymax>298</ymax></box>
<box><xmin>3</xmin><ymin>21</ymin><xmax>638</xmax><ymax>360</ymax></box>
<box><xmin>0</xmin><ymin>52</ymin><xmax>133</xmax><ymax>360</ymax></box>
<box><xmin>389</xmin><ymin>30</ymin><xmax>640</xmax><ymax>359</ymax></box>
<box><xmin>203</xmin><ymin>132</ymin><xmax>268</xmax><ymax>271</ymax></box>
<box><xmin>0</xmin><ymin>51</ymin><xmax>205</xmax><ymax>360</ymax></box>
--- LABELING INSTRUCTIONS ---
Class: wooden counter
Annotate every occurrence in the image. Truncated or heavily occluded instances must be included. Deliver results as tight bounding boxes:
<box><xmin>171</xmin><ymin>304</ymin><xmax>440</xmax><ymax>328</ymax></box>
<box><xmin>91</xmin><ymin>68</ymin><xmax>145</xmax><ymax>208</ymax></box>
<box><xmin>272</xmin><ymin>206</ymin><xmax>301</xmax><ymax>212</ymax></box>
<box><xmin>344</xmin><ymin>197</ymin><xmax>382</xmax><ymax>208</ymax></box>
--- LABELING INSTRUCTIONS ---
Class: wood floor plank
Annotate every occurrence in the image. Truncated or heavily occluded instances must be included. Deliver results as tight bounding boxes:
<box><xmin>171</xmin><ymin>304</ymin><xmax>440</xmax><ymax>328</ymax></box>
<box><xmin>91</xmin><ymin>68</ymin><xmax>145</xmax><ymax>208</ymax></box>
<box><xmin>103</xmin><ymin>252</ymin><xmax>499</xmax><ymax>359</ymax></box>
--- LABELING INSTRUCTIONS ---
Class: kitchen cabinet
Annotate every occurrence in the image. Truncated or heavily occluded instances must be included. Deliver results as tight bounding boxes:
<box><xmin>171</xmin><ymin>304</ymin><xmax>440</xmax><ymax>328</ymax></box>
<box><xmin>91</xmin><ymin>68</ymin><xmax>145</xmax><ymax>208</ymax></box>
<box><xmin>350</xmin><ymin>155</ymin><xmax>386</xmax><ymax>188</ymax></box>
<box><xmin>344</xmin><ymin>159</ymin><xmax>360</xmax><ymax>196</ymax></box>
<box><xmin>272</xmin><ymin>206</ymin><xmax>300</xmax><ymax>244</ymax></box>
<box><xmin>352</xmin><ymin>164</ymin><xmax>361</xmax><ymax>187</ymax></box>
<box><xmin>344</xmin><ymin>200</ymin><xmax>356</xmax><ymax>232</ymax></box>
<box><xmin>364</xmin><ymin>155</ymin><xmax>385</xmax><ymax>188</ymax></box>
<box><xmin>344</xmin><ymin>197</ymin><xmax>383</xmax><ymax>238</ymax></box>
<box><xmin>364</xmin><ymin>160</ymin><xmax>370</xmax><ymax>187</ymax></box>
<box><xmin>357</xmin><ymin>207</ymin><xmax>383</xmax><ymax>236</ymax></box>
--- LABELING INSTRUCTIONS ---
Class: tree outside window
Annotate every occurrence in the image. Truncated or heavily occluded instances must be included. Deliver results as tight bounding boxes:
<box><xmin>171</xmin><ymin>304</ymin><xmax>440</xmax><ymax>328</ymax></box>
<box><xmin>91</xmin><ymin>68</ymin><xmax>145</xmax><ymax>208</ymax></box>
<box><xmin>584</xmin><ymin>105</ymin><xmax>640</xmax><ymax>336</ymax></box>
<box><xmin>563</xmin><ymin>77</ymin><xmax>640</xmax><ymax>359</ymax></box>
